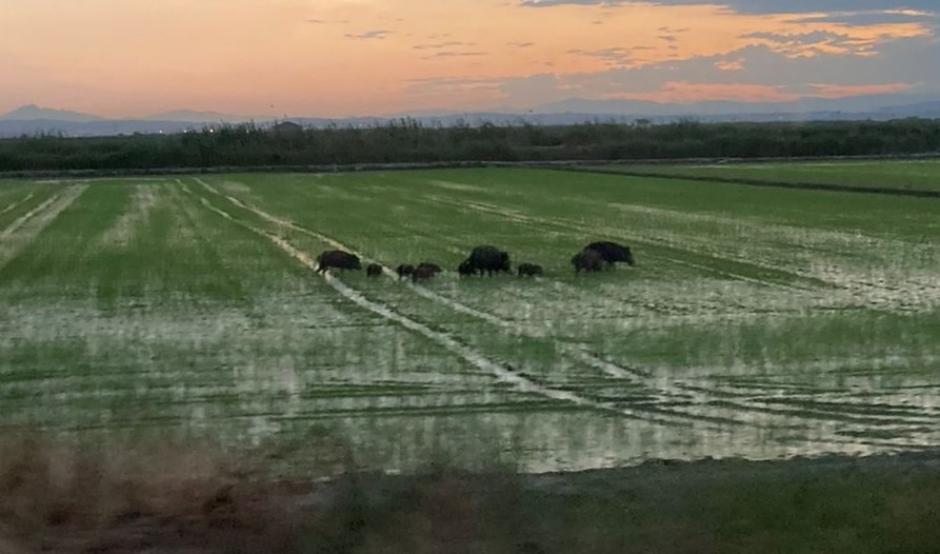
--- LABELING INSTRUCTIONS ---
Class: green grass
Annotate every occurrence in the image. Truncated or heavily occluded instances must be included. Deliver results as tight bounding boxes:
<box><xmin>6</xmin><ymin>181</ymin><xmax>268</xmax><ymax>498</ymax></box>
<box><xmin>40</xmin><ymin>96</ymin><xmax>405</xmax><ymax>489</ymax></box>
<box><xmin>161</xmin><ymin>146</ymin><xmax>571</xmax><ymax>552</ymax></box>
<box><xmin>591</xmin><ymin>159</ymin><xmax>940</xmax><ymax>193</ymax></box>
<box><xmin>0</xmin><ymin>168</ymin><xmax>938</xmax><ymax>474</ymax></box>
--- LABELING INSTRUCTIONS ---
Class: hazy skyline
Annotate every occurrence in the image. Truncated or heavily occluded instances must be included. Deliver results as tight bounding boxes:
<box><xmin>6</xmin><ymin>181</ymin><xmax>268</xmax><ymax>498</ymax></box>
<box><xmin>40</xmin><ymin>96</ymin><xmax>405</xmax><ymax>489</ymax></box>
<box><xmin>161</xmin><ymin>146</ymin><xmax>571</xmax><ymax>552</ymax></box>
<box><xmin>2</xmin><ymin>0</ymin><xmax>938</xmax><ymax>117</ymax></box>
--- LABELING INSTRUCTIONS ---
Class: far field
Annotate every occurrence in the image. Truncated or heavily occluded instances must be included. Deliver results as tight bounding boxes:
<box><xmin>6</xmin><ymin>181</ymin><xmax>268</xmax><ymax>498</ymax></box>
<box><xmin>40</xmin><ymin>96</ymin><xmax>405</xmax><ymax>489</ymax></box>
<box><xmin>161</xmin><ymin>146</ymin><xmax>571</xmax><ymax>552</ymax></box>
<box><xmin>0</xmin><ymin>167</ymin><xmax>938</xmax><ymax>474</ymax></box>
<box><xmin>592</xmin><ymin>159</ymin><xmax>940</xmax><ymax>193</ymax></box>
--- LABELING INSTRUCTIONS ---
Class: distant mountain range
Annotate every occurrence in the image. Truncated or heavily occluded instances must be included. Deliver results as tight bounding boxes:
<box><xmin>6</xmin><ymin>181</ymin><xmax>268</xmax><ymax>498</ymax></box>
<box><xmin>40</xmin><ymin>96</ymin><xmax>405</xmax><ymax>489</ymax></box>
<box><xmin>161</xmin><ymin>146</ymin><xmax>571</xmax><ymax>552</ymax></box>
<box><xmin>1</xmin><ymin>104</ymin><xmax>105</xmax><ymax>123</ymax></box>
<box><xmin>2</xmin><ymin>96</ymin><xmax>940</xmax><ymax>138</ymax></box>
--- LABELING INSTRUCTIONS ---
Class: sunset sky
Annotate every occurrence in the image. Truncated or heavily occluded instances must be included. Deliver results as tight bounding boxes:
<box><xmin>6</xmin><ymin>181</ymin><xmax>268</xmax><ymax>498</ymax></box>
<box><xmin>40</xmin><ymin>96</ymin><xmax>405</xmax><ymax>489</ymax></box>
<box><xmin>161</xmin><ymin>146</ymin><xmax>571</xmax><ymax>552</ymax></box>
<box><xmin>1</xmin><ymin>0</ymin><xmax>938</xmax><ymax>117</ymax></box>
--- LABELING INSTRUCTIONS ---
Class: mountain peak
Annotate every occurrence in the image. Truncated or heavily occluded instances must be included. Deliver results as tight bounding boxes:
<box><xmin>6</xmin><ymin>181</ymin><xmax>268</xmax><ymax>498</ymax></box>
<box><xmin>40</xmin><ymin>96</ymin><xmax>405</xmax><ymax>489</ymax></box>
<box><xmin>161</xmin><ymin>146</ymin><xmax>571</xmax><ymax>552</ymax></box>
<box><xmin>0</xmin><ymin>104</ymin><xmax>103</xmax><ymax>122</ymax></box>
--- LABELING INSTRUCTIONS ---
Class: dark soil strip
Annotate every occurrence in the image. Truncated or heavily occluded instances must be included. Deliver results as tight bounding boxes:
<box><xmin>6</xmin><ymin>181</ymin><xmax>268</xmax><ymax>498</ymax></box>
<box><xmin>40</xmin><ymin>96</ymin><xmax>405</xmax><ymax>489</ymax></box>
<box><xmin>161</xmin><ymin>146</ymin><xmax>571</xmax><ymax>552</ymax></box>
<box><xmin>3</xmin><ymin>152</ymin><xmax>940</xmax><ymax>182</ymax></box>
<box><xmin>557</xmin><ymin>166</ymin><xmax>940</xmax><ymax>199</ymax></box>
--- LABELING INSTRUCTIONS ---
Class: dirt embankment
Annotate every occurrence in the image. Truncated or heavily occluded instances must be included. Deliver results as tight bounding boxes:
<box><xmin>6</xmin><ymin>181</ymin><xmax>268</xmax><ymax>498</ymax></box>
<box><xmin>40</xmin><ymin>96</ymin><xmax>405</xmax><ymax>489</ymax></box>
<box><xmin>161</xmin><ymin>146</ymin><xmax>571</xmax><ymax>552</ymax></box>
<box><xmin>2</xmin><ymin>432</ymin><xmax>940</xmax><ymax>553</ymax></box>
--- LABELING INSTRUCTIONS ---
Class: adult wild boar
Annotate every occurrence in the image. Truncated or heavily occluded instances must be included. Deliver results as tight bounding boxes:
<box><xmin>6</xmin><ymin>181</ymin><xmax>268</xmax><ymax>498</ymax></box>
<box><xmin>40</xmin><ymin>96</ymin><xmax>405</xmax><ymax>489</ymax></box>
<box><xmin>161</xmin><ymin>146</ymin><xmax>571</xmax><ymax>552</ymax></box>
<box><xmin>571</xmin><ymin>249</ymin><xmax>604</xmax><ymax>273</ymax></box>
<box><xmin>585</xmin><ymin>241</ymin><xmax>635</xmax><ymax>267</ymax></box>
<box><xmin>316</xmin><ymin>250</ymin><xmax>362</xmax><ymax>273</ymax></box>
<box><xmin>366</xmin><ymin>263</ymin><xmax>383</xmax><ymax>277</ymax></box>
<box><xmin>466</xmin><ymin>245</ymin><xmax>511</xmax><ymax>276</ymax></box>
<box><xmin>457</xmin><ymin>259</ymin><xmax>476</xmax><ymax>277</ymax></box>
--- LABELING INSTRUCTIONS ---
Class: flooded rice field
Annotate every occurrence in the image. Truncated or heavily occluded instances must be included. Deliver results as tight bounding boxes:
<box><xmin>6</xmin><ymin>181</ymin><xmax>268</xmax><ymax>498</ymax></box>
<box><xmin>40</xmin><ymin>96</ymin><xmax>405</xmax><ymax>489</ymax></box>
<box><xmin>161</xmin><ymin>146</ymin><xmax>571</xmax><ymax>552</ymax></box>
<box><xmin>0</xmin><ymin>168</ymin><xmax>938</xmax><ymax>474</ymax></box>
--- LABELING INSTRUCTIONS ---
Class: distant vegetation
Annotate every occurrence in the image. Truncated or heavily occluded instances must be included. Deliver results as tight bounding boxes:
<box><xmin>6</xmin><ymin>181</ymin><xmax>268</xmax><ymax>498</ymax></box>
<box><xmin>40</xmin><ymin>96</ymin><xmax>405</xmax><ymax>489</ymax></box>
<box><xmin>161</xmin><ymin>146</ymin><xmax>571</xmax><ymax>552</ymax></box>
<box><xmin>2</xmin><ymin>118</ymin><xmax>940</xmax><ymax>172</ymax></box>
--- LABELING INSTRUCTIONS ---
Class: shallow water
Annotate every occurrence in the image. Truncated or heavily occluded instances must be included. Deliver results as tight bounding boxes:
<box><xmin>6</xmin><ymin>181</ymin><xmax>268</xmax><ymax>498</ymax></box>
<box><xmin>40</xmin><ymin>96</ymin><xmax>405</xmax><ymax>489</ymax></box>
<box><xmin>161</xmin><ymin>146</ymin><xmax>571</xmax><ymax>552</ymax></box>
<box><xmin>1</xmin><ymin>169</ymin><xmax>938</xmax><ymax>474</ymax></box>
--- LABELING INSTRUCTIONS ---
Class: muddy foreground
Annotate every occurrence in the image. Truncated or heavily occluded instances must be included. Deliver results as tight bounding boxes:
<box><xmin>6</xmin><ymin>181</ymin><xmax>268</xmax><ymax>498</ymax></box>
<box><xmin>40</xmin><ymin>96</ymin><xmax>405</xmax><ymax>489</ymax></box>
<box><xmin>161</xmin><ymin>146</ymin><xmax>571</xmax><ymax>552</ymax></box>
<box><xmin>2</xmin><ymin>433</ymin><xmax>939</xmax><ymax>554</ymax></box>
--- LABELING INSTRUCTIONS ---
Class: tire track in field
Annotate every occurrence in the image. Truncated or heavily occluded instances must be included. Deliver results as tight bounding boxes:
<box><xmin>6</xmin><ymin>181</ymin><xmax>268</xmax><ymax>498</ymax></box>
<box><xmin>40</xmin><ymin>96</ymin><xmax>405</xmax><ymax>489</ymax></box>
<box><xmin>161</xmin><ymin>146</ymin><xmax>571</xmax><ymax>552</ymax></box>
<box><xmin>428</xmin><ymin>194</ymin><xmax>778</xmax><ymax>288</ymax></box>
<box><xmin>428</xmin><ymin>195</ymin><xmax>809</xmax><ymax>291</ymax></box>
<box><xmin>430</xmin><ymin>195</ymin><xmax>938</xmax><ymax>312</ymax></box>
<box><xmin>194</xmin><ymin>178</ymin><xmax>890</xmax><ymax>430</ymax></box>
<box><xmin>496</xmin><ymin>194</ymin><xmax>939</xmax><ymax>311</ymax></box>
<box><xmin>0</xmin><ymin>194</ymin><xmax>60</xmax><ymax>239</ymax></box>
<box><xmin>183</xmin><ymin>179</ymin><xmax>699</xmax><ymax>427</ymax></box>
<box><xmin>415</xmin><ymin>192</ymin><xmax>940</xmax><ymax>433</ymax></box>
<box><xmin>1</xmin><ymin>186</ymin><xmax>85</xmax><ymax>241</ymax></box>
<box><xmin>0</xmin><ymin>192</ymin><xmax>35</xmax><ymax>217</ymax></box>
<box><xmin>193</xmin><ymin>178</ymin><xmax>940</xmax><ymax>441</ymax></box>
<box><xmin>367</xmin><ymin>206</ymin><xmax>808</xmax><ymax>324</ymax></box>
<box><xmin>460</xmin><ymin>195</ymin><xmax>815</xmax><ymax>291</ymax></box>
<box><xmin>0</xmin><ymin>186</ymin><xmax>87</xmax><ymax>271</ymax></box>
<box><xmin>203</xmin><ymin>180</ymin><xmax>861</xmax><ymax>432</ymax></box>
<box><xmin>192</xmin><ymin>178</ymin><xmax>748</xmax><ymax>425</ymax></box>
<box><xmin>604</xmin><ymin>202</ymin><xmax>939</xmax><ymax>312</ymax></box>
<box><xmin>679</xmin><ymin>379</ymin><xmax>940</xmax><ymax>423</ymax></box>
<box><xmin>193</xmin><ymin>178</ymin><xmax>940</xmax><ymax>449</ymax></box>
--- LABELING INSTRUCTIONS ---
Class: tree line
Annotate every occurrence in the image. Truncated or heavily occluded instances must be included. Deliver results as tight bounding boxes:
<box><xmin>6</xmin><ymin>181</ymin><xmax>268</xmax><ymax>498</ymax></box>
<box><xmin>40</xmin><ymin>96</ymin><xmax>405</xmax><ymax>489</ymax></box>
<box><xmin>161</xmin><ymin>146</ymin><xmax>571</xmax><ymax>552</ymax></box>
<box><xmin>1</xmin><ymin>118</ymin><xmax>939</xmax><ymax>172</ymax></box>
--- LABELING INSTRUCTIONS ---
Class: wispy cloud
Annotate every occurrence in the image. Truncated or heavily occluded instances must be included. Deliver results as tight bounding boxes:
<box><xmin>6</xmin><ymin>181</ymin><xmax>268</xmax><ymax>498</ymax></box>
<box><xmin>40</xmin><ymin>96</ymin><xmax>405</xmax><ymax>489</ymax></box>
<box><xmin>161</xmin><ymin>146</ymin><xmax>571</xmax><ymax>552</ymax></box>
<box><xmin>519</xmin><ymin>0</ymin><xmax>939</xmax><ymax>14</ymax></box>
<box><xmin>422</xmin><ymin>50</ymin><xmax>488</xmax><ymax>59</ymax></box>
<box><xmin>567</xmin><ymin>47</ymin><xmax>635</xmax><ymax>66</ymax></box>
<box><xmin>793</xmin><ymin>9</ymin><xmax>940</xmax><ymax>26</ymax></box>
<box><xmin>413</xmin><ymin>41</ymin><xmax>475</xmax><ymax>50</ymax></box>
<box><xmin>744</xmin><ymin>30</ymin><xmax>884</xmax><ymax>56</ymax></box>
<box><xmin>345</xmin><ymin>30</ymin><xmax>393</xmax><ymax>40</ymax></box>
<box><xmin>305</xmin><ymin>18</ymin><xmax>350</xmax><ymax>25</ymax></box>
